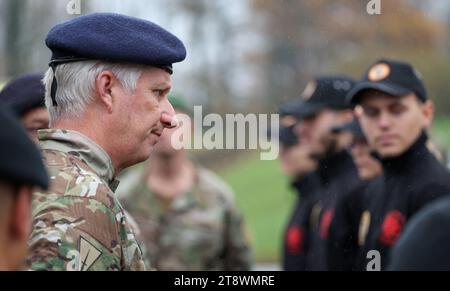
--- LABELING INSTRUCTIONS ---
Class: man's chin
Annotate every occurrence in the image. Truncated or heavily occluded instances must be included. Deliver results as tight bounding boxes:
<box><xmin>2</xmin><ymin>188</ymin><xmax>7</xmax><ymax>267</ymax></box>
<box><xmin>133</xmin><ymin>147</ymin><xmax>154</xmax><ymax>165</ymax></box>
<box><xmin>378</xmin><ymin>145</ymin><xmax>405</xmax><ymax>159</ymax></box>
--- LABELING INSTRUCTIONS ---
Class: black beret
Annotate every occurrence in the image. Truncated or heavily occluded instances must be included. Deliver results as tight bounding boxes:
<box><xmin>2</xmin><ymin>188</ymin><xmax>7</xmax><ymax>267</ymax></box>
<box><xmin>0</xmin><ymin>106</ymin><xmax>49</xmax><ymax>190</ymax></box>
<box><xmin>46</xmin><ymin>13</ymin><xmax>187</xmax><ymax>74</ymax></box>
<box><xmin>0</xmin><ymin>73</ymin><xmax>45</xmax><ymax>117</ymax></box>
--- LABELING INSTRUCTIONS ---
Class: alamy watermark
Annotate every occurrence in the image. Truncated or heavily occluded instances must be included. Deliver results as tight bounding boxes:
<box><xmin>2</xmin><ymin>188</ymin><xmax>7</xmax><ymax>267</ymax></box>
<box><xmin>170</xmin><ymin>106</ymin><xmax>280</xmax><ymax>161</ymax></box>
<box><xmin>67</xmin><ymin>0</ymin><xmax>380</xmax><ymax>17</ymax></box>
<box><xmin>66</xmin><ymin>0</ymin><xmax>82</xmax><ymax>15</ymax></box>
<box><xmin>366</xmin><ymin>250</ymin><xmax>381</xmax><ymax>271</ymax></box>
<box><xmin>366</xmin><ymin>0</ymin><xmax>381</xmax><ymax>15</ymax></box>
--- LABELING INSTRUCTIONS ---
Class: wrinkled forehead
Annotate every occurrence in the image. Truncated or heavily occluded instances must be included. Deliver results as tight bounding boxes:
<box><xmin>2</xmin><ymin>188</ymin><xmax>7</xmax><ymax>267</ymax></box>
<box><xmin>139</xmin><ymin>66</ymin><xmax>173</xmax><ymax>87</ymax></box>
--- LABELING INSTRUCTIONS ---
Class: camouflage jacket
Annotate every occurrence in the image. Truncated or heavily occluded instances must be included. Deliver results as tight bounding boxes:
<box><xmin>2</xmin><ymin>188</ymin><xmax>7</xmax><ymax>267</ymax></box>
<box><xmin>120</xmin><ymin>165</ymin><xmax>253</xmax><ymax>271</ymax></box>
<box><xmin>27</xmin><ymin>129</ymin><xmax>146</xmax><ymax>271</ymax></box>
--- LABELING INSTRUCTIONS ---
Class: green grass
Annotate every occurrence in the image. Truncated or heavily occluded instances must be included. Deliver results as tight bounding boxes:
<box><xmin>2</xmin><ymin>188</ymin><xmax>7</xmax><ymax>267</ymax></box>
<box><xmin>219</xmin><ymin>155</ymin><xmax>295</xmax><ymax>262</ymax></box>
<box><xmin>432</xmin><ymin>116</ymin><xmax>450</xmax><ymax>146</ymax></box>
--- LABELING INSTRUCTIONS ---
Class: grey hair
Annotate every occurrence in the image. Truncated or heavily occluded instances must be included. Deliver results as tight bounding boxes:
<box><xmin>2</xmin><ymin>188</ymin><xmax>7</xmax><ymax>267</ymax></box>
<box><xmin>43</xmin><ymin>61</ymin><xmax>144</xmax><ymax>125</ymax></box>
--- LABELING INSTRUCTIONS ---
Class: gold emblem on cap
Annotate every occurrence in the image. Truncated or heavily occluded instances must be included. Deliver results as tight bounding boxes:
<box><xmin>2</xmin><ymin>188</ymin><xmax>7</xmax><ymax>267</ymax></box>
<box><xmin>302</xmin><ymin>80</ymin><xmax>317</xmax><ymax>100</ymax></box>
<box><xmin>368</xmin><ymin>63</ymin><xmax>390</xmax><ymax>81</ymax></box>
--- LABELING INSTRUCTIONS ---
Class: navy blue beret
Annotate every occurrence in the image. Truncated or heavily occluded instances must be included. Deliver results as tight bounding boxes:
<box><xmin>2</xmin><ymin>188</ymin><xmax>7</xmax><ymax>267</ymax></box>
<box><xmin>0</xmin><ymin>106</ymin><xmax>49</xmax><ymax>190</ymax></box>
<box><xmin>0</xmin><ymin>73</ymin><xmax>45</xmax><ymax>117</ymax></box>
<box><xmin>46</xmin><ymin>13</ymin><xmax>187</xmax><ymax>73</ymax></box>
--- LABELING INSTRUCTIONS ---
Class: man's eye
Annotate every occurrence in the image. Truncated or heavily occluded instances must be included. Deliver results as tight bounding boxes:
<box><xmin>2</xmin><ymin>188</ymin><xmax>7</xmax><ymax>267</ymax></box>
<box><xmin>390</xmin><ymin>105</ymin><xmax>405</xmax><ymax>115</ymax></box>
<box><xmin>153</xmin><ymin>90</ymin><xmax>164</xmax><ymax>98</ymax></box>
<box><xmin>363</xmin><ymin>108</ymin><xmax>378</xmax><ymax>118</ymax></box>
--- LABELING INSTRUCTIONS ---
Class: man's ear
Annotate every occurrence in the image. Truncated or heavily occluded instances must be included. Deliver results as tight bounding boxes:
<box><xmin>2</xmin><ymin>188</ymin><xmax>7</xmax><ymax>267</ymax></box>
<box><xmin>354</xmin><ymin>105</ymin><xmax>363</xmax><ymax>119</ymax></box>
<box><xmin>95</xmin><ymin>71</ymin><xmax>117</xmax><ymax>114</ymax></box>
<box><xmin>337</xmin><ymin>109</ymin><xmax>354</xmax><ymax>124</ymax></box>
<box><xmin>9</xmin><ymin>186</ymin><xmax>33</xmax><ymax>242</ymax></box>
<box><xmin>422</xmin><ymin>100</ymin><xmax>434</xmax><ymax>129</ymax></box>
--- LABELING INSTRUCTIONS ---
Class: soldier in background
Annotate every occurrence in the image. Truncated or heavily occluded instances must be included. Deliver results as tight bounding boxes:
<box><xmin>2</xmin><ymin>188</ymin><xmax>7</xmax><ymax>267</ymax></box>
<box><xmin>291</xmin><ymin>76</ymin><xmax>363</xmax><ymax>270</ymax></box>
<box><xmin>327</xmin><ymin>119</ymin><xmax>383</xmax><ymax>270</ymax></box>
<box><xmin>0</xmin><ymin>107</ymin><xmax>48</xmax><ymax>270</ymax></box>
<box><xmin>277</xmin><ymin>100</ymin><xmax>319</xmax><ymax>271</ymax></box>
<box><xmin>0</xmin><ymin>73</ymin><xmax>49</xmax><ymax>142</ymax></box>
<box><xmin>120</xmin><ymin>95</ymin><xmax>253</xmax><ymax>271</ymax></box>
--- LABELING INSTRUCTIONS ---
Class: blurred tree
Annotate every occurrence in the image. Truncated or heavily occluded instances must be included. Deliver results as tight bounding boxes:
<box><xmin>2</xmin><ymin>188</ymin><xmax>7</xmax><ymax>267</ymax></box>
<box><xmin>175</xmin><ymin>0</ymin><xmax>236</xmax><ymax>113</ymax></box>
<box><xmin>4</xmin><ymin>0</ymin><xmax>27</xmax><ymax>77</ymax></box>
<box><xmin>1</xmin><ymin>0</ymin><xmax>70</xmax><ymax>79</ymax></box>
<box><xmin>250</xmin><ymin>0</ymin><xmax>447</xmax><ymax>110</ymax></box>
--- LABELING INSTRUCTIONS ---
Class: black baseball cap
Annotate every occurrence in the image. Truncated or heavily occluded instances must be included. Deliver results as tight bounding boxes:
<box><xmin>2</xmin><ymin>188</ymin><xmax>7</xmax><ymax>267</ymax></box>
<box><xmin>281</xmin><ymin>75</ymin><xmax>355</xmax><ymax>119</ymax></box>
<box><xmin>347</xmin><ymin>59</ymin><xmax>427</xmax><ymax>105</ymax></box>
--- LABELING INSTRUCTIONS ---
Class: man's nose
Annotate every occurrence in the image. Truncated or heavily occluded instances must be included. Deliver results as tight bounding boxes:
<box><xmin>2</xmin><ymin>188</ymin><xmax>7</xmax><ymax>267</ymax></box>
<box><xmin>160</xmin><ymin>98</ymin><xmax>177</xmax><ymax>129</ymax></box>
<box><xmin>295</xmin><ymin>121</ymin><xmax>308</xmax><ymax>137</ymax></box>
<box><xmin>378</xmin><ymin>111</ymin><xmax>392</xmax><ymax>129</ymax></box>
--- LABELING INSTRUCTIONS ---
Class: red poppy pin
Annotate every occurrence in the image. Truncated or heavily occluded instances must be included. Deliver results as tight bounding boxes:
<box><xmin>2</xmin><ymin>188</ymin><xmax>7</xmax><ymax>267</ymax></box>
<box><xmin>379</xmin><ymin>210</ymin><xmax>406</xmax><ymax>246</ymax></box>
<box><xmin>286</xmin><ymin>225</ymin><xmax>304</xmax><ymax>255</ymax></box>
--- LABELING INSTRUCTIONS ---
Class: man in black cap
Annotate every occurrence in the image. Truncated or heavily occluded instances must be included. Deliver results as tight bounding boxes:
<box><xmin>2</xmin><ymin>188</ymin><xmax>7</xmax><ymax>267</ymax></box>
<box><xmin>327</xmin><ymin>119</ymin><xmax>383</xmax><ymax>270</ymax></box>
<box><xmin>0</xmin><ymin>107</ymin><xmax>48</xmax><ymax>271</ymax></box>
<box><xmin>288</xmin><ymin>75</ymin><xmax>363</xmax><ymax>270</ymax></box>
<box><xmin>348</xmin><ymin>59</ymin><xmax>450</xmax><ymax>270</ymax></box>
<box><xmin>277</xmin><ymin>101</ymin><xmax>319</xmax><ymax>271</ymax></box>
<box><xmin>27</xmin><ymin>13</ymin><xmax>186</xmax><ymax>271</ymax></box>
<box><xmin>0</xmin><ymin>73</ymin><xmax>48</xmax><ymax>143</ymax></box>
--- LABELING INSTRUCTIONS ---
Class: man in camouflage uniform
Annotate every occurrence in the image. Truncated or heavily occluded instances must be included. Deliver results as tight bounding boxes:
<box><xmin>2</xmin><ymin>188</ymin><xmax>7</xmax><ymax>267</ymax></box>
<box><xmin>119</xmin><ymin>96</ymin><xmax>253</xmax><ymax>271</ymax></box>
<box><xmin>27</xmin><ymin>13</ymin><xmax>186</xmax><ymax>271</ymax></box>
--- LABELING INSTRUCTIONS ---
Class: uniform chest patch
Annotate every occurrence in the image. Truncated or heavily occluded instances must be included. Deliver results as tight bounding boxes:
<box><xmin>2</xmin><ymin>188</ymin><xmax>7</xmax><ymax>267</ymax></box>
<box><xmin>379</xmin><ymin>210</ymin><xmax>406</xmax><ymax>246</ymax></box>
<box><xmin>358</xmin><ymin>211</ymin><xmax>371</xmax><ymax>247</ymax></box>
<box><xmin>320</xmin><ymin>209</ymin><xmax>334</xmax><ymax>239</ymax></box>
<box><xmin>286</xmin><ymin>225</ymin><xmax>304</xmax><ymax>255</ymax></box>
<box><xmin>79</xmin><ymin>236</ymin><xmax>102</xmax><ymax>271</ymax></box>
